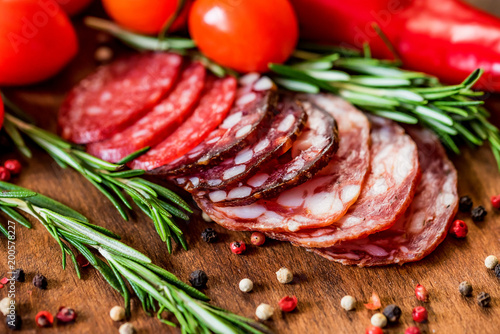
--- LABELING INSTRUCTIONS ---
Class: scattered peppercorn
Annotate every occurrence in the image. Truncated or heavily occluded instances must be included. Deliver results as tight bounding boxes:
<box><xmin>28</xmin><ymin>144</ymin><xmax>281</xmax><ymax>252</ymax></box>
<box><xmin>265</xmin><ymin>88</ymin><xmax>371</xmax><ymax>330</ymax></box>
<box><xmin>230</xmin><ymin>241</ymin><xmax>246</xmax><ymax>254</ymax></box>
<box><xmin>340</xmin><ymin>295</ymin><xmax>356</xmax><ymax>311</ymax></box>
<box><xmin>35</xmin><ymin>311</ymin><xmax>53</xmax><ymax>327</ymax></box>
<box><xmin>3</xmin><ymin>160</ymin><xmax>22</xmax><ymax>175</ymax></box>
<box><xmin>255</xmin><ymin>303</ymin><xmax>274</xmax><ymax>320</ymax></box>
<box><xmin>119</xmin><ymin>322</ymin><xmax>136</xmax><ymax>334</ymax></box>
<box><xmin>6</xmin><ymin>313</ymin><xmax>22</xmax><ymax>330</ymax></box>
<box><xmin>110</xmin><ymin>306</ymin><xmax>126</xmax><ymax>322</ymax></box>
<box><xmin>201</xmin><ymin>212</ymin><xmax>213</xmax><ymax>223</ymax></box>
<box><xmin>405</xmin><ymin>326</ymin><xmax>421</xmax><ymax>334</ymax></box>
<box><xmin>0</xmin><ymin>166</ymin><xmax>11</xmax><ymax>182</ymax></box>
<box><xmin>415</xmin><ymin>284</ymin><xmax>429</xmax><ymax>302</ymax></box>
<box><xmin>371</xmin><ymin>312</ymin><xmax>388</xmax><ymax>328</ymax></box>
<box><xmin>491</xmin><ymin>195</ymin><xmax>500</xmax><ymax>209</ymax></box>
<box><xmin>412</xmin><ymin>306</ymin><xmax>428</xmax><ymax>323</ymax></box>
<box><xmin>239</xmin><ymin>278</ymin><xmax>253</xmax><ymax>293</ymax></box>
<box><xmin>201</xmin><ymin>228</ymin><xmax>218</xmax><ymax>243</ymax></box>
<box><xmin>365</xmin><ymin>325</ymin><xmax>383</xmax><ymax>334</ymax></box>
<box><xmin>0</xmin><ymin>297</ymin><xmax>12</xmax><ymax>316</ymax></box>
<box><xmin>76</xmin><ymin>254</ymin><xmax>90</xmax><ymax>267</ymax></box>
<box><xmin>459</xmin><ymin>196</ymin><xmax>473</xmax><ymax>212</ymax></box>
<box><xmin>33</xmin><ymin>274</ymin><xmax>47</xmax><ymax>290</ymax></box>
<box><xmin>382</xmin><ymin>304</ymin><xmax>401</xmax><ymax>323</ymax></box>
<box><xmin>477</xmin><ymin>292</ymin><xmax>491</xmax><ymax>307</ymax></box>
<box><xmin>459</xmin><ymin>281</ymin><xmax>473</xmax><ymax>296</ymax></box>
<box><xmin>251</xmin><ymin>232</ymin><xmax>266</xmax><ymax>246</ymax></box>
<box><xmin>449</xmin><ymin>220</ymin><xmax>468</xmax><ymax>238</ymax></box>
<box><xmin>0</xmin><ymin>277</ymin><xmax>9</xmax><ymax>285</ymax></box>
<box><xmin>495</xmin><ymin>264</ymin><xmax>500</xmax><ymax>279</ymax></box>
<box><xmin>485</xmin><ymin>255</ymin><xmax>499</xmax><ymax>270</ymax></box>
<box><xmin>276</xmin><ymin>267</ymin><xmax>293</xmax><ymax>284</ymax></box>
<box><xmin>471</xmin><ymin>206</ymin><xmax>487</xmax><ymax>222</ymax></box>
<box><xmin>279</xmin><ymin>296</ymin><xmax>298</xmax><ymax>312</ymax></box>
<box><xmin>11</xmin><ymin>269</ymin><xmax>25</xmax><ymax>282</ymax></box>
<box><xmin>56</xmin><ymin>307</ymin><xmax>77</xmax><ymax>323</ymax></box>
<box><xmin>189</xmin><ymin>270</ymin><xmax>208</xmax><ymax>288</ymax></box>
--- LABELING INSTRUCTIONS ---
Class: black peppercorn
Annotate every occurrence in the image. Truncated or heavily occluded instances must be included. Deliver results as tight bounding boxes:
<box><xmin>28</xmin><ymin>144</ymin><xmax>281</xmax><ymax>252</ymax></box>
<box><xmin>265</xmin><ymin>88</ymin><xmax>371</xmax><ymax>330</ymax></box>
<box><xmin>6</xmin><ymin>314</ymin><xmax>22</xmax><ymax>330</ymax></box>
<box><xmin>495</xmin><ymin>264</ymin><xmax>500</xmax><ymax>279</ymax></box>
<box><xmin>477</xmin><ymin>292</ymin><xmax>491</xmax><ymax>307</ymax></box>
<box><xmin>459</xmin><ymin>281</ymin><xmax>473</xmax><ymax>296</ymax></box>
<box><xmin>459</xmin><ymin>196</ymin><xmax>473</xmax><ymax>212</ymax></box>
<box><xmin>471</xmin><ymin>206</ymin><xmax>487</xmax><ymax>222</ymax></box>
<box><xmin>382</xmin><ymin>304</ymin><xmax>401</xmax><ymax>323</ymax></box>
<box><xmin>189</xmin><ymin>270</ymin><xmax>208</xmax><ymax>288</ymax></box>
<box><xmin>201</xmin><ymin>228</ymin><xmax>217</xmax><ymax>243</ymax></box>
<box><xmin>11</xmin><ymin>269</ymin><xmax>25</xmax><ymax>282</ymax></box>
<box><xmin>33</xmin><ymin>274</ymin><xmax>47</xmax><ymax>290</ymax></box>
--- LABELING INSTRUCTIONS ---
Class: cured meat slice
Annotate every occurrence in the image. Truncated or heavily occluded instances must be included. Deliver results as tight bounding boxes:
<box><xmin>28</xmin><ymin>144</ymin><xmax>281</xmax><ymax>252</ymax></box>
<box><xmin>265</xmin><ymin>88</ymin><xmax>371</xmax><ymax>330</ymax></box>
<box><xmin>130</xmin><ymin>75</ymin><xmax>237</xmax><ymax>170</ymax></box>
<box><xmin>149</xmin><ymin>73</ymin><xmax>278</xmax><ymax>176</ymax></box>
<box><xmin>175</xmin><ymin>96</ymin><xmax>307</xmax><ymax>191</ymax></box>
<box><xmin>195</xmin><ymin>94</ymin><xmax>370</xmax><ymax>232</ymax></box>
<box><xmin>268</xmin><ymin>116</ymin><xmax>420</xmax><ymax>247</ymax></box>
<box><xmin>59</xmin><ymin>52</ymin><xmax>183</xmax><ymax>144</ymax></box>
<box><xmin>311</xmin><ymin>127</ymin><xmax>458</xmax><ymax>266</ymax></box>
<box><xmin>87</xmin><ymin>62</ymin><xmax>206</xmax><ymax>162</ymax></box>
<box><xmin>200</xmin><ymin>101</ymin><xmax>339</xmax><ymax>206</ymax></box>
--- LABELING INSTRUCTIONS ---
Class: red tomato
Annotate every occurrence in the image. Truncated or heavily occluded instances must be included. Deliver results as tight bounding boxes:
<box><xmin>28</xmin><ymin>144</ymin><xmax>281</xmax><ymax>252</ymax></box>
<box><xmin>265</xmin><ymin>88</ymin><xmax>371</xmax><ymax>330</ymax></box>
<box><xmin>0</xmin><ymin>0</ymin><xmax>78</xmax><ymax>86</ymax></box>
<box><xmin>57</xmin><ymin>0</ymin><xmax>93</xmax><ymax>16</ymax></box>
<box><xmin>0</xmin><ymin>94</ymin><xmax>4</xmax><ymax>129</ymax></box>
<box><xmin>102</xmin><ymin>0</ymin><xmax>191</xmax><ymax>34</ymax></box>
<box><xmin>189</xmin><ymin>0</ymin><xmax>299</xmax><ymax>73</ymax></box>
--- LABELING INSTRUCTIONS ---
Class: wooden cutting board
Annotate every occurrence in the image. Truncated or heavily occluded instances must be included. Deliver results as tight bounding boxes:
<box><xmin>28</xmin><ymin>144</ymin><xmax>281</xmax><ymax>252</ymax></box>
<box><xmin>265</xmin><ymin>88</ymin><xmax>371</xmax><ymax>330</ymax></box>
<box><xmin>1</xmin><ymin>1</ymin><xmax>500</xmax><ymax>333</ymax></box>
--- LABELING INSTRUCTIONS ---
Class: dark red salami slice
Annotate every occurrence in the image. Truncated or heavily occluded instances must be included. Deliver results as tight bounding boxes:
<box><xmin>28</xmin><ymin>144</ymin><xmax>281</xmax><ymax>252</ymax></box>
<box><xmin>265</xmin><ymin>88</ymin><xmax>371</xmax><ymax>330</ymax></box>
<box><xmin>87</xmin><ymin>62</ymin><xmax>206</xmax><ymax>162</ymax></box>
<box><xmin>311</xmin><ymin>127</ymin><xmax>458</xmax><ymax>266</ymax></box>
<box><xmin>195</xmin><ymin>94</ymin><xmax>370</xmax><ymax>232</ymax></box>
<box><xmin>130</xmin><ymin>75</ymin><xmax>237</xmax><ymax>170</ymax></box>
<box><xmin>149</xmin><ymin>73</ymin><xmax>278</xmax><ymax>175</ymax></box>
<box><xmin>174</xmin><ymin>96</ymin><xmax>307</xmax><ymax>191</ymax></box>
<box><xmin>200</xmin><ymin>100</ymin><xmax>339</xmax><ymax>206</ymax></box>
<box><xmin>59</xmin><ymin>52</ymin><xmax>183</xmax><ymax>144</ymax></box>
<box><xmin>268</xmin><ymin>116</ymin><xmax>420</xmax><ymax>247</ymax></box>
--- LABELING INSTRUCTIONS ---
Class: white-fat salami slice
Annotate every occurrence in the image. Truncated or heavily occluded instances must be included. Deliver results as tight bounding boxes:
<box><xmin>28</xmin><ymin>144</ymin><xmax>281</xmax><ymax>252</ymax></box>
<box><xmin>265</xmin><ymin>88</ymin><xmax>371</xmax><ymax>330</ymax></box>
<box><xmin>268</xmin><ymin>116</ymin><xmax>420</xmax><ymax>247</ymax></box>
<box><xmin>175</xmin><ymin>96</ymin><xmax>307</xmax><ymax>191</ymax></box>
<box><xmin>149</xmin><ymin>74</ymin><xmax>278</xmax><ymax>175</ymax></box>
<box><xmin>200</xmin><ymin>100</ymin><xmax>339</xmax><ymax>206</ymax></box>
<box><xmin>59</xmin><ymin>52</ymin><xmax>183</xmax><ymax>144</ymax></box>
<box><xmin>311</xmin><ymin>127</ymin><xmax>458</xmax><ymax>266</ymax></box>
<box><xmin>195</xmin><ymin>94</ymin><xmax>370</xmax><ymax>232</ymax></box>
<box><xmin>87</xmin><ymin>62</ymin><xmax>206</xmax><ymax>162</ymax></box>
<box><xmin>130</xmin><ymin>75</ymin><xmax>237</xmax><ymax>170</ymax></box>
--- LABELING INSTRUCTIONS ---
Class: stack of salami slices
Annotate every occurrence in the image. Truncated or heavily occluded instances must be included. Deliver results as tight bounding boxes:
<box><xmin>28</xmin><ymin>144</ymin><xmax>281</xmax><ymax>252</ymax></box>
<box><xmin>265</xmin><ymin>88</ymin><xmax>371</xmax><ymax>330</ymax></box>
<box><xmin>59</xmin><ymin>52</ymin><xmax>459</xmax><ymax>267</ymax></box>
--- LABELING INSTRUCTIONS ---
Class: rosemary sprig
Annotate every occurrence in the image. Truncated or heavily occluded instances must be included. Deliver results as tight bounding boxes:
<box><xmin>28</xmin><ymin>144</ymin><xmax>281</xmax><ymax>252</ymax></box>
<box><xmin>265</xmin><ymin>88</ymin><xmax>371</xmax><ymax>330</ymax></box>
<box><xmin>269</xmin><ymin>46</ymin><xmax>500</xmax><ymax>169</ymax></box>
<box><xmin>2</xmin><ymin>108</ymin><xmax>192</xmax><ymax>252</ymax></box>
<box><xmin>0</xmin><ymin>183</ymin><xmax>269</xmax><ymax>333</ymax></box>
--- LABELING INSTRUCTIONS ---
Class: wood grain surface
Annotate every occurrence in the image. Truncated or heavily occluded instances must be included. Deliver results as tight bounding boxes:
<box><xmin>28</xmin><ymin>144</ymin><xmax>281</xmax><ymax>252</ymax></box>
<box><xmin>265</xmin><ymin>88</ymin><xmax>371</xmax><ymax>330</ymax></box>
<box><xmin>1</xmin><ymin>1</ymin><xmax>500</xmax><ymax>333</ymax></box>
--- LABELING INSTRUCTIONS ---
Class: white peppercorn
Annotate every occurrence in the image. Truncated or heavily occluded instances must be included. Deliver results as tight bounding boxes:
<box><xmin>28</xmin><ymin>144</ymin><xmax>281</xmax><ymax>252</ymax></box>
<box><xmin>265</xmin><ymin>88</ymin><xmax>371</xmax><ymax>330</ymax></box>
<box><xmin>371</xmin><ymin>313</ymin><xmax>388</xmax><ymax>328</ymax></box>
<box><xmin>485</xmin><ymin>255</ymin><xmax>498</xmax><ymax>270</ymax></box>
<box><xmin>340</xmin><ymin>295</ymin><xmax>356</xmax><ymax>311</ymax></box>
<box><xmin>255</xmin><ymin>304</ymin><xmax>274</xmax><ymax>320</ymax></box>
<box><xmin>201</xmin><ymin>212</ymin><xmax>213</xmax><ymax>223</ymax></box>
<box><xmin>0</xmin><ymin>297</ymin><xmax>12</xmax><ymax>316</ymax></box>
<box><xmin>110</xmin><ymin>306</ymin><xmax>126</xmax><ymax>322</ymax></box>
<box><xmin>276</xmin><ymin>267</ymin><xmax>293</xmax><ymax>284</ymax></box>
<box><xmin>119</xmin><ymin>322</ymin><xmax>136</xmax><ymax>334</ymax></box>
<box><xmin>239</xmin><ymin>278</ymin><xmax>253</xmax><ymax>293</ymax></box>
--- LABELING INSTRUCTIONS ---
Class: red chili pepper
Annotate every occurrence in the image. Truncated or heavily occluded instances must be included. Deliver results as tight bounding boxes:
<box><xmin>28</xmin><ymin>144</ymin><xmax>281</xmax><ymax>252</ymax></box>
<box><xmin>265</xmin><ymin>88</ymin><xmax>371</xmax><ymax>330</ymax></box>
<box><xmin>278</xmin><ymin>296</ymin><xmax>298</xmax><ymax>312</ymax></box>
<box><xmin>35</xmin><ymin>311</ymin><xmax>54</xmax><ymax>327</ymax></box>
<box><xmin>4</xmin><ymin>160</ymin><xmax>22</xmax><ymax>175</ymax></box>
<box><xmin>412</xmin><ymin>306</ymin><xmax>428</xmax><ymax>323</ymax></box>
<box><xmin>405</xmin><ymin>327</ymin><xmax>421</xmax><ymax>334</ymax></box>
<box><xmin>491</xmin><ymin>195</ymin><xmax>500</xmax><ymax>209</ymax></box>
<box><xmin>415</xmin><ymin>284</ymin><xmax>429</xmax><ymax>302</ymax></box>
<box><xmin>366</xmin><ymin>325</ymin><xmax>384</xmax><ymax>334</ymax></box>
<box><xmin>449</xmin><ymin>219</ymin><xmax>468</xmax><ymax>238</ymax></box>
<box><xmin>289</xmin><ymin>0</ymin><xmax>500</xmax><ymax>92</ymax></box>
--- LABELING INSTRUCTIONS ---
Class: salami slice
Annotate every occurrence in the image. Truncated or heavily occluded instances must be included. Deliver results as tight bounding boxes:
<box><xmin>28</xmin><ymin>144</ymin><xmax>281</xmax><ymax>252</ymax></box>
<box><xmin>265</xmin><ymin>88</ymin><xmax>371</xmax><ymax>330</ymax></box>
<box><xmin>87</xmin><ymin>62</ymin><xmax>206</xmax><ymax>162</ymax></box>
<box><xmin>268</xmin><ymin>116</ymin><xmax>420</xmax><ymax>247</ymax></box>
<box><xmin>195</xmin><ymin>94</ymin><xmax>370</xmax><ymax>232</ymax></box>
<box><xmin>311</xmin><ymin>127</ymin><xmax>458</xmax><ymax>266</ymax></box>
<box><xmin>59</xmin><ymin>52</ymin><xmax>183</xmax><ymax>144</ymax></box>
<box><xmin>149</xmin><ymin>73</ymin><xmax>278</xmax><ymax>176</ymax></box>
<box><xmin>200</xmin><ymin>100</ymin><xmax>339</xmax><ymax>206</ymax></box>
<box><xmin>175</xmin><ymin>96</ymin><xmax>307</xmax><ymax>191</ymax></box>
<box><xmin>130</xmin><ymin>75</ymin><xmax>237</xmax><ymax>170</ymax></box>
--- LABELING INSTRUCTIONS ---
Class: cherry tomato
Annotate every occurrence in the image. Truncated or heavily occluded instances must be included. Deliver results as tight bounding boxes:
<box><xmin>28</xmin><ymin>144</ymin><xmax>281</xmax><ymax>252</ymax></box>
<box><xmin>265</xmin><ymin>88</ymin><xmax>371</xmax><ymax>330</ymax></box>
<box><xmin>102</xmin><ymin>0</ymin><xmax>191</xmax><ymax>34</ymax></box>
<box><xmin>189</xmin><ymin>0</ymin><xmax>299</xmax><ymax>73</ymax></box>
<box><xmin>0</xmin><ymin>0</ymin><xmax>78</xmax><ymax>86</ymax></box>
<box><xmin>57</xmin><ymin>0</ymin><xmax>93</xmax><ymax>16</ymax></box>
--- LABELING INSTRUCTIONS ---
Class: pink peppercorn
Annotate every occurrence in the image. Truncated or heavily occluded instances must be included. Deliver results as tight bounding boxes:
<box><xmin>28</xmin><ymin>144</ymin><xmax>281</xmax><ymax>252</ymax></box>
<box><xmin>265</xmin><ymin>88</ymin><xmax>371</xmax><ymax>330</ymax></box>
<box><xmin>415</xmin><ymin>284</ymin><xmax>429</xmax><ymax>302</ymax></box>
<box><xmin>35</xmin><ymin>311</ymin><xmax>53</xmax><ymax>327</ymax></box>
<box><xmin>405</xmin><ymin>327</ymin><xmax>421</xmax><ymax>334</ymax></box>
<box><xmin>230</xmin><ymin>241</ymin><xmax>246</xmax><ymax>254</ymax></box>
<box><xmin>412</xmin><ymin>306</ymin><xmax>428</xmax><ymax>323</ymax></box>
<box><xmin>278</xmin><ymin>296</ymin><xmax>298</xmax><ymax>312</ymax></box>
<box><xmin>4</xmin><ymin>160</ymin><xmax>22</xmax><ymax>175</ymax></box>
<box><xmin>491</xmin><ymin>195</ymin><xmax>500</xmax><ymax>209</ymax></box>
<box><xmin>0</xmin><ymin>166</ymin><xmax>11</xmax><ymax>181</ymax></box>
<box><xmin>365</xmin><ymin>325</ymin><xmax>384</xmax><ymax>334</ymax></box>
<box><xmin>449</xmin><ymin>220</ymin><xmax>468</xmax><ymax>238</ymax></box>
<box><xmin>251</xmin><ymin>232</ymin><xmax>265</xmax><ymax>246</ymax></box>
<box><xmin>56</xmin><ymin>307</ymin><xmax>77</xmax><ymax>323</ymax></box>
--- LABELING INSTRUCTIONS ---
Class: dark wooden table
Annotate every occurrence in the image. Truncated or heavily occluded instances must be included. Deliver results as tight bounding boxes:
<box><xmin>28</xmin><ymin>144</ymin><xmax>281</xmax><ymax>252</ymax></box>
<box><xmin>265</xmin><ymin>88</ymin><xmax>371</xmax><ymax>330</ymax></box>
<box><xmin>1</xmin><ymin>1</ymin><xmax>500</xmax><ymax>333</ymax></box>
